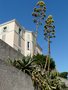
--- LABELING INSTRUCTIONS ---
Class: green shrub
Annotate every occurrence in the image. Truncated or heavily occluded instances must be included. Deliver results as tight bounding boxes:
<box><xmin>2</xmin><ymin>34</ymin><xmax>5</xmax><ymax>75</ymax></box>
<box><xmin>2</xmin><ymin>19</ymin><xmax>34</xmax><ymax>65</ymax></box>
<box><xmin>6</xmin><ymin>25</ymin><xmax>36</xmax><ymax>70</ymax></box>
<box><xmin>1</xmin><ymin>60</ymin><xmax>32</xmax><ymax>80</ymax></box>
<box><xmin>59</xmin><ymin>72</ymin><xmax>68</xmax><ymax>79</ymax></box>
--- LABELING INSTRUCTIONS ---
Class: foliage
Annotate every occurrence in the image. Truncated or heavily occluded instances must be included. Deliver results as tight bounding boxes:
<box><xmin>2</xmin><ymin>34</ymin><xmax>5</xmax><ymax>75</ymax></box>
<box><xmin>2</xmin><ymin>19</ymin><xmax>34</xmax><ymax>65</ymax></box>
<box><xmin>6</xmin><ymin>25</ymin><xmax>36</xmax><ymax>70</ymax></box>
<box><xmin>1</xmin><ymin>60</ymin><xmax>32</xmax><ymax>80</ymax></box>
<box><xmin>61</xmin><ymin>82</ymin><xmax>67</xmax><ymax>89</ymax></box>
<box><xmin>9</xmin><ymin>56</ymin><xmax>34</xmax><ymax>75</ymax></box>
<box><xmin>9</xmin><ymin>54</ymin><xmax>55</xmax><ymax>74</ymax></box>
<box><xmin>32</xmin><ymin>69</ymin><xmax>62</xmax><ymax>90</ymax></box>
<box><xmin>59</xmin><ymin>72</ymin><xmax>68</xmax><ymax>79</ymax></box>
<box><xmin>33</xmin><ymin>54</ymin><xmax>56</xmax><ymax>70</ymax></box>
<box><xmin>9</xmin><ymin>55</ymin><xmax>64</xmax><ymax>90</ymax></box>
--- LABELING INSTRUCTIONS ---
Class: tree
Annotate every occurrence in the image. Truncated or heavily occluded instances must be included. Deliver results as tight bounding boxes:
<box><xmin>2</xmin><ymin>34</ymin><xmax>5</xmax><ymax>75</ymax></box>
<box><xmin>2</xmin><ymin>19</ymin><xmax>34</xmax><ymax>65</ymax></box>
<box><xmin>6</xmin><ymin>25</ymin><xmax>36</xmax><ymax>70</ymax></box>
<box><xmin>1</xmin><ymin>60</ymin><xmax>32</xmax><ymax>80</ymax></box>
<box><xmin>44</xmin><ymin>15</ymin><xmax>55</xmax><ymax>71</ymax></box>
<box><xmin>59</xmin><ymin>72</ymin><xmax>68</xmax><ymax>79</ymax></box>
<box><xmin>33</xmin><ymin>54</ymin><xmax>55</xmax><ymax>71</ymax></box>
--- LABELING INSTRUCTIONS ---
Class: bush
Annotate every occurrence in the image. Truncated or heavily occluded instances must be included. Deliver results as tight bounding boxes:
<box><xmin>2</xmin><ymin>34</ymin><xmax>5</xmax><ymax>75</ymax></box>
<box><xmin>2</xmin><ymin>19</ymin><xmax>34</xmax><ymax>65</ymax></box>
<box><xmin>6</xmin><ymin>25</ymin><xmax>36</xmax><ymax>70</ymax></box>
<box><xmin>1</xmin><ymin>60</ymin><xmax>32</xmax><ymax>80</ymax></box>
<box><xmin>9</xmin><ymin>55</ymin><xmax>65</xmax><ymax>90</ymax></box>
<box><xmin>59</xmin><ymin>72</ymin><xmax>68</xmax><ymax>79</ymax></box>
<box><xmin>33</xmin><ymin>54</ymin><xmax>56</xmax><ymax>70</ymax></box>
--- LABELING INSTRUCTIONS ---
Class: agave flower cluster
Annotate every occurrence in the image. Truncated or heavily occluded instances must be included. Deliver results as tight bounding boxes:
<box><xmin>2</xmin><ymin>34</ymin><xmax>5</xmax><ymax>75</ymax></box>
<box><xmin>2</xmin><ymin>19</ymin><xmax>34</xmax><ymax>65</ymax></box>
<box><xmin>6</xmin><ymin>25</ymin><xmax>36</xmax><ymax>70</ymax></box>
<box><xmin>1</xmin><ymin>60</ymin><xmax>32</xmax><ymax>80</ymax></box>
<box><xmin>32</xmin><ymin>0</ymin><xmax>46</xmax><ymax>29</ymax></box>
<box><xmin>44</xmin><ymin>15</ymin><xmax>55</xmax><ymax>41</ymax></box>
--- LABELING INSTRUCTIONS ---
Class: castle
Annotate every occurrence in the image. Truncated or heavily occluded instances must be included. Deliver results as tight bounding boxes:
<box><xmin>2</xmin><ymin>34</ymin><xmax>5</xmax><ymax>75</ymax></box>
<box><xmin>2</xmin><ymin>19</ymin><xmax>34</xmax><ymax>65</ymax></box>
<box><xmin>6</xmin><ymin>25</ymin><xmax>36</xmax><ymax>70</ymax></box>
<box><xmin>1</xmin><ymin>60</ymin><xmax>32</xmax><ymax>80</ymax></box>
<box><xmin>0</xmin><ymin>19</ymin><xmax>42</xmax><ymax>57</ymax></box>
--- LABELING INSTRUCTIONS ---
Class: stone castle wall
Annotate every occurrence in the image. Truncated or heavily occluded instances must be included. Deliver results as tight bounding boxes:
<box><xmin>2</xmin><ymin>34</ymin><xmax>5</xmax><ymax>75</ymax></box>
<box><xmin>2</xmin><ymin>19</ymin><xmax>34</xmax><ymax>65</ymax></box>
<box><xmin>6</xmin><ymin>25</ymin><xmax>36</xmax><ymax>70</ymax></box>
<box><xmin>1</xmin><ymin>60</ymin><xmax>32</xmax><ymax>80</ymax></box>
<box><xmin>0</xmin><ymin>39</ymin><xmax>34</xmax><ymax>90</ymax></box>
<box><xmin>0</xmin><ymin>39</ymin><xmax>23</xmax><ymax>61</ymax></box>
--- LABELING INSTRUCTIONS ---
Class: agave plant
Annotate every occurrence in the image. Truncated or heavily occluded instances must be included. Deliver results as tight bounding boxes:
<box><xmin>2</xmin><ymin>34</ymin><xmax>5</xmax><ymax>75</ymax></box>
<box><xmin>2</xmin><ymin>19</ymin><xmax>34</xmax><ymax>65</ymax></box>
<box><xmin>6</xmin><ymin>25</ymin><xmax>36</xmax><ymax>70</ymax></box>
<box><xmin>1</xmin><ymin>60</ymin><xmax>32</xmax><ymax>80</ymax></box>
<box><xmin>9</xmin><ymin>56</ymin><xmax>64</xmax><ymax>90</ymax></box>
<box><xmin>32</xmin><ymin>69</ymin><xmax>62</xmax><ymax>90</ymax></box>
<box><xmin>9</xmin><ymin>56</ymin><xmax>34</xmax><ymax>75</ymax></box>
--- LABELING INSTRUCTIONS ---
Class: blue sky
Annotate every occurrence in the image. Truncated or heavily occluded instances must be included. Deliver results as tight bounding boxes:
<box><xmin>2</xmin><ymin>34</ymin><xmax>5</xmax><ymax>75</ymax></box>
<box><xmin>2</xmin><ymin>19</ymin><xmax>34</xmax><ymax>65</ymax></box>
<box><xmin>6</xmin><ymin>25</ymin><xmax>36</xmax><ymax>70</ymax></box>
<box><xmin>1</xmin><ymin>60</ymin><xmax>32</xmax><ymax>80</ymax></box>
<box><xmin>0</xmin><ymin>0</ymin><xmax>68</xmax><ymax>72</ymax></box>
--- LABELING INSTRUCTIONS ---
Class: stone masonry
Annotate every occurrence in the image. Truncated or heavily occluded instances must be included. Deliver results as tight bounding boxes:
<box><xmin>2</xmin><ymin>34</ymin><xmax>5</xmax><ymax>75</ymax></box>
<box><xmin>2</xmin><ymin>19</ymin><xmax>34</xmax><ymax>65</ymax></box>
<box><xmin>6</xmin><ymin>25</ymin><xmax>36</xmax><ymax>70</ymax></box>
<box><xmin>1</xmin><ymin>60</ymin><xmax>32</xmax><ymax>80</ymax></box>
<box><xmin>0</xmin><ymin>39</ymin><xmax>23</xmax><ymax>61</ymax></box>
<box><xmin>0</xmin><ymin>39</ymin><xmax>34</xmax><ymax>90</ymax></box>
<box><xmin>0</xmin><ymin>59</ymin><xmax>34</xmax><ymax>90</ymax></box>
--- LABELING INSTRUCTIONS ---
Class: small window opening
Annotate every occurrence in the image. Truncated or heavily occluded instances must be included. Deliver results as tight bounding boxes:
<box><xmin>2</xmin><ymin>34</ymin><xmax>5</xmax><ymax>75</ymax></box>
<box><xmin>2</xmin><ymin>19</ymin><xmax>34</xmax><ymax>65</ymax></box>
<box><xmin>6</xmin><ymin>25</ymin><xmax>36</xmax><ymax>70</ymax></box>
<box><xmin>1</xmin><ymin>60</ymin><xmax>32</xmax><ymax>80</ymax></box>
<box><xmin>19</xmin><ymin>28</ymin><xmax>21</xmax><ymax>34</ymax></box>
<box><xmin>27</xmin><ymin>42</ymin><xmax>30</xmax><ymax>50</ymax></box>
<box><xmin>3</xmin><ymin>27</ymin><xmax>7</xmax><ymax>32</ymax></box>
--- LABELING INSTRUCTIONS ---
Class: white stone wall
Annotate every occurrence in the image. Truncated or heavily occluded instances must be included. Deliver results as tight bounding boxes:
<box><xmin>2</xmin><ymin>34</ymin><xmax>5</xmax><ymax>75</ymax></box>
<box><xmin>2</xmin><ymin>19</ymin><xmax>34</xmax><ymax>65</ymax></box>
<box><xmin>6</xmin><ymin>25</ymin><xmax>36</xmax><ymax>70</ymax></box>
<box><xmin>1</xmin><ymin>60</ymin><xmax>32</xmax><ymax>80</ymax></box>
<box><xmin>24</xmin><ymin>31</ymin><xmax>33</xmax><ymax>56</ymax></box>
<box><xmin>0</xmin><ymin>21</ymin><xmax>15</xmax><ymax>34</ymax></box>
<box><xmin>0</xmin><ymin>20</ymin><xmax>25</xmax><ymax>55</ymax></box>
<box><xmin>0</xmin><ymin>21</ymin><xmax>15</xmax><ymax>47</ymax></box>
<box><xmin>13</xmin><ymin>22</ymin><xmax>25</xmax><ymax>55</ymax></box>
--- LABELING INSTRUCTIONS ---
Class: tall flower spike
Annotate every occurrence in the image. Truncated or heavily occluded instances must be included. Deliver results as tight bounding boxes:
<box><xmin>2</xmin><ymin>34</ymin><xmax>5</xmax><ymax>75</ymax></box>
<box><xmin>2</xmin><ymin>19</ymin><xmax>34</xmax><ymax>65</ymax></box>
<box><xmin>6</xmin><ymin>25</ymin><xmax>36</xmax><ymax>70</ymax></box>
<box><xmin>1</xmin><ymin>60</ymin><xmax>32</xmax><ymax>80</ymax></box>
<box><xmin>44</xmin><ymin>15</ymin><xmax>55</xmax><ymax>71</ymax></box>
<box><xmin>32</xmin><ymin>0</ymin><xmax>46</xmax><ymax>35</ymax></box>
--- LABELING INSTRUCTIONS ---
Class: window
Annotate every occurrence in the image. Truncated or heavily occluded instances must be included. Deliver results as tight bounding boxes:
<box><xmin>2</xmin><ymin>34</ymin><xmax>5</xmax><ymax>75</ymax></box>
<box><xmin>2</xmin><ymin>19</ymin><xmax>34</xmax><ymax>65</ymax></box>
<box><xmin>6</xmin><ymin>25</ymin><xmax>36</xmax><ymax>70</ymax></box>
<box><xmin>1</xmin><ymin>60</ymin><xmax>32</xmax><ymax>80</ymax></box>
<box><xmin>19</xmin><ymin>28</ymin><xmax>21</xmax><ymax>34</ymax></box>
<box><xmin>3</xmin><ymin>27</ymin><xmax>7</xmax><ymax>32</ymax></box>
<box><xmin>27</xmin><ymin>42</ymin><xmax>30</xmax><ymax>50</ymax></box>
<box><xmin>18</xmin><ymin>28</ymin><xmax>21</xmax><ymax>47</ymax></box>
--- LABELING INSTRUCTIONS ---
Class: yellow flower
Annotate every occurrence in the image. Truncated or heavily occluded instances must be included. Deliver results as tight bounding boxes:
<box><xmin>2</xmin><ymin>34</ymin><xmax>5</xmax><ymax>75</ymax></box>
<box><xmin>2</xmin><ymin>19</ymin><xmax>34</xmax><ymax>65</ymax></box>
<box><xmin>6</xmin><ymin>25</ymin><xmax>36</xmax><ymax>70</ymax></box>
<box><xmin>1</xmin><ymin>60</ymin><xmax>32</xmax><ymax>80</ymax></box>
<box><xmin>37</xmin><ymin>1</ymin><xmax>45</xmax><ymax>6</ymax></box>
<box><xmin>48</xmin><ymin>15</ymin><xmax>52</xmax><ymax>19</ymax></box>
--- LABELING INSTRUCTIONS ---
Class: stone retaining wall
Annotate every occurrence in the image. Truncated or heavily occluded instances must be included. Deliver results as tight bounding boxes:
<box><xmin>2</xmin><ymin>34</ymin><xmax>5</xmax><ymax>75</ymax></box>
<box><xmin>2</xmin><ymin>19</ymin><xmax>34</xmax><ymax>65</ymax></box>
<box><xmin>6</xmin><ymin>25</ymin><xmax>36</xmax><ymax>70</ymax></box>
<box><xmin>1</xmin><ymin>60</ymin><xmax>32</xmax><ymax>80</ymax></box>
<box><xmin>0</xmin><ymin>60</ymin><xmax>34</xmax><ymax>90</ymax></box>
<box><xmin>0</xmin><ymin>39</ymin><xmax>23</xmax><ymax>61</ymax></box>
